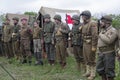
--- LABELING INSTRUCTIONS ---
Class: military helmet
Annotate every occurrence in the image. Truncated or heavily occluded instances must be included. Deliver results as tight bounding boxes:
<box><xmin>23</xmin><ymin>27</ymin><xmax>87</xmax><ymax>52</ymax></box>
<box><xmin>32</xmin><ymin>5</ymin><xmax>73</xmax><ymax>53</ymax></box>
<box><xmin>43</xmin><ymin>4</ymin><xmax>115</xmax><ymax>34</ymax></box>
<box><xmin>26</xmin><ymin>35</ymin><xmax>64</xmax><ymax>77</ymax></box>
<box><xmin>71</xmin><ymin>15</ymin><xmax>80</xmax><ymax>21</ymax></box>
<box><xmin>80</xmin><ymin>10</ymin><xmax>91</xmax><ymax>18</ymax></box>
<box><xmin>12</xmin><ymin>17</ymin><xmax>19</xmax><ymax>21</ymax></box>
<box><xmin>101</xmin><ymin>15</ymin><xmax>112</xmax><ymax>23</ymax></box>
<box><xmin>53</xmin><ymin>14</ymin><xmax>61</xmax><ymax>21</ymax></box>
<box><xmin>44</xmin><ymin>14</ymin><xmax>51</xmax><ymax>19</ymax></box>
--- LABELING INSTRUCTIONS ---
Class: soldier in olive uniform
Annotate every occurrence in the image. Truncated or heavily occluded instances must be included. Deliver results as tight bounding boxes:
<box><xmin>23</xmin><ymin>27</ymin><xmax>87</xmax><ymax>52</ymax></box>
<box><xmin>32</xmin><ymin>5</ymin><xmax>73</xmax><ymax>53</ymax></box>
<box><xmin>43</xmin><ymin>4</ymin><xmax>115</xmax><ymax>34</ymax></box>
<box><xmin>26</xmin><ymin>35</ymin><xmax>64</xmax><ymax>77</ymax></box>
<box><xmin>96</xmin><ymin>15</ymin><xmax>118</xmax><ymax>80</ymax></box>
<box><xmin>20</xmin><ymin>18</ymin><xmax>32</xmax><ymax>64</ymax></box>
<box><xmin>2</xmin><ymin>19</ymin><xmax>13</xmax><ymax>58</ymax></box>
<box><xmin>33</xmin><ymin>21</ymin><xmax>43</xmax><ymax>65</ymax></box>
<box><xmin>70</xmin><ymin>15</ymin><xmax>84</xmax><ymax>71</ymax></box>
<box><xmin>117</xmin><ymin>29</ymin><xmax>120</xmax><ymax>60</ymax></box>
<box><xmin>53</xmin><ymin>14</ymin><xmax>70</xmax><ymax>68</ymax></box>
<box><xmin>1</xmin><ymin>22</ymin><xmax>6</xmax><ymax>57</ymax></box>
<box><xmin>43</xmin><ymin>14</ymin><xmax>55</xmax><ymax>65</ymax></box>
<box><xmin>12</xmin><ymin>17</ymin><xmax>21</xmax><ymax>60</ymax></box>
<box><xmin>80</xmin><ymin>10</ymin><xmax>98</xmax><ymax>80</ymax></box>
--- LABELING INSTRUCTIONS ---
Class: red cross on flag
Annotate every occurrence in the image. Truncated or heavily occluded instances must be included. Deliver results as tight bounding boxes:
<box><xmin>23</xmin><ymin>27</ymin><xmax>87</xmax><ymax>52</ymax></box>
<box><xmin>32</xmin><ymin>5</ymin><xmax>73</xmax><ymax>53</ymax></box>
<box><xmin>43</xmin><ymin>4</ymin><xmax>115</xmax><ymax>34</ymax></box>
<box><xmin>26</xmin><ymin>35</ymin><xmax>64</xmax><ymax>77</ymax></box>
<box><xmin>66</xmin><ymin>14</ymin><xmax>73</xmax><ymax>24</ymax></box>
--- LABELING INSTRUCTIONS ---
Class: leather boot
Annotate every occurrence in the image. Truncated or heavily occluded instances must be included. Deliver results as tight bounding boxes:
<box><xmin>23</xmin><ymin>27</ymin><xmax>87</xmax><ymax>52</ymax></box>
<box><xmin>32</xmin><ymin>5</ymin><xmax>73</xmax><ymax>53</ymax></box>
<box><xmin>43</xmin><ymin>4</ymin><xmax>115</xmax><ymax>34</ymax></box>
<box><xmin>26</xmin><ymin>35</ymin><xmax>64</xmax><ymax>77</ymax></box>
<box><xmin>101</xmin><ymin>75</ymin><xmax>107</xmax><ymax>80</ymax></box>
<box><xmin>82</xmin><ymin>65</ymin><xmax>90</xmax><ymax>77</ymax></box>
<box><xmin>22</xmin><ymin>59</ymin><xmax>27</xmax><ymax>64</ymax></box>
<box><xmin>88</xmin><ymin>66</ymin><xmax>96</xmax><ymax>80</ymax></box>
<box><xmin>28</xmin><ymin>61</ymin><xmax>32</xmax><ymax>65</ymax></box>
<box><xmin>107</xmin><ymin>77</ymin><xmax>114</xmax><ymax>80</ymax></box>
<box><xmin>51</xmin><ymin>60</ymin><xmax>55</xmax><ymax>66</ymax></box>
<box><xmin>62</xmin><ymin>62</ymin><xmax>66</xmax><ymax>69</ymax></box>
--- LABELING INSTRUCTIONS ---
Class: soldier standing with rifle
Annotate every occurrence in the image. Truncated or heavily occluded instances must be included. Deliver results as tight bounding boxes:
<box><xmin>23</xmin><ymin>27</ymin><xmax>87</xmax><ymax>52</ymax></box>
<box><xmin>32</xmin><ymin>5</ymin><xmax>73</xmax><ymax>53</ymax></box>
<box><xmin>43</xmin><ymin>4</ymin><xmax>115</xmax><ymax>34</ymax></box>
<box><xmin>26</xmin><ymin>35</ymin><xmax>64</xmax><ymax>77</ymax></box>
<box><xmin>43</xmin><ymin>14</ymin><xmax>55</xmax><ymax>65</ymax></box>
<box><xmin>2</xmin><ymin>19</ymin><xmax>13</xmax><ymax>59</ymax></box>
<box><xmin>53</xmin><ymin>14</ymin><xmax>70</xmax><ymax>68</ymax></box>
<box><xmin>96</xmin><ymin>15</ymin><xmax>118</xmax><ymax>80</ymax></box>
<box><xmin>12</xmin><ymin>17</ymin><xmax>21</xmax><ymax>60</ymax></box>
<box><xmin>80</xmin><ymin>10</ymin><xmax>98</xmax><ymax>80</ymax></box>
<box><xmin>70</xmin><ymin>15</ymin><xmax>84</xmax><ymax>72</ymax></box>
<box><xmin>20</xmin><ymin>18</ymin><xmax>32</xmax><ymax>64</ymax></box>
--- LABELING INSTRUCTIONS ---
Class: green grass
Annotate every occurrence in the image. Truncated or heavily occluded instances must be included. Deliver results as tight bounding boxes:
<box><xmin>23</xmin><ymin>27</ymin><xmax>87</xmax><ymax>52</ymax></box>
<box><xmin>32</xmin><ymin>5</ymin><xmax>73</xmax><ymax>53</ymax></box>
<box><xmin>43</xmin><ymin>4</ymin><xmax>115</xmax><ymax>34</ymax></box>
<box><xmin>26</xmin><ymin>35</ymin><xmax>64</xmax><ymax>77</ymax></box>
<box><xmin>0</xmin><ymin>56</ymin><xmax>119</xmax><ymax>80</ymax></box>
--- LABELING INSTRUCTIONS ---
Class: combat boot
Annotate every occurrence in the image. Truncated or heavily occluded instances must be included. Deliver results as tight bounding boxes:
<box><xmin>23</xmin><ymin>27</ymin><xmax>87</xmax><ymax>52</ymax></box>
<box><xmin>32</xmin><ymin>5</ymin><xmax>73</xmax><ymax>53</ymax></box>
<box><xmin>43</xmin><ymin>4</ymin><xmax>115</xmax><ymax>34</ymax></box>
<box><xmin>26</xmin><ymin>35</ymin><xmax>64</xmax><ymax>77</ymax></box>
<box><xmin>82</xmin><ymin>65</ymin><xmax>90</xmax><ymax>77</ymax></box>
<box><xmin>62</xmin><ymin>62</ymin><xmax>66</xmax><ymax>69</ymax></box>
<box><xmin>107</xmin><ymin>77</ymin><xmax>114</xmax><ymax>80</ymax></box>
<box><xmin>50</xmin><ymin>60</ymin><xmax>55</xmax><ymax>66</ymax></box>
<box><xmin>28</xmin><ymin>61</ymin><xmax>32</xmax><ymax>65</ymax></box>
<box><xmin>22</xmin><ymin>59</ymin><xmax>27</xmax><ymax>64</ymax></box>
<box><xmin>101</xmin><ymin>75</ymin><xmax>107</xmax><ymax>80</ymax></box>
<box><xmin>35</xmin><ymin>61</ymin><xmax>43</xmax><ymax>66</ymax></box>
<box><xmin>87</xmin><ymin>66</ymin><xmax>96</xmax><ymax>80</ymax></box>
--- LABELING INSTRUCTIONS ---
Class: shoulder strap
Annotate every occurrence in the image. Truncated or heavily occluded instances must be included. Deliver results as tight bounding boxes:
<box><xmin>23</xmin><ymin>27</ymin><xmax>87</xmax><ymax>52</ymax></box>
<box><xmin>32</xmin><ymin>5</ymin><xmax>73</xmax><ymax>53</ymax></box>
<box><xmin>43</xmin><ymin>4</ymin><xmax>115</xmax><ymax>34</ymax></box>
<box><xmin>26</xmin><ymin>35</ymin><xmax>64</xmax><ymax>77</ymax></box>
<box><xmin>86</xmin><ymin>21</ymin><xmax>92</xmax><ymax>35</ymax></box>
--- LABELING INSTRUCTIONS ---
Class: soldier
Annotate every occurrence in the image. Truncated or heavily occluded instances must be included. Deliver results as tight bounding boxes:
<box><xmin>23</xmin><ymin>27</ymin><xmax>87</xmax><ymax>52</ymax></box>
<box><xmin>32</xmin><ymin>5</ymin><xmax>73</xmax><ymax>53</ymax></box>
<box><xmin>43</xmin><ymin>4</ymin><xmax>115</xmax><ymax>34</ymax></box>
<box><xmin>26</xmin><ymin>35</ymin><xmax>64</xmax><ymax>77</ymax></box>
<box><xmin>117</xmin><ymin>29</ymin><xmax>120</xmax><ymax>60</ymax></box>
<box><xmin>0</xmin><ymin>22</ymin><xmax>5</xmax><ymax>56</ymax></box>
<box><xmin>2</xmin><ymin>19</ymin><xmax>13</xmax><ymax>59</ymax></box>
<box><xmin>12</xmin><ymin>17</ymin><xmax>21</xmax><ymax>60</ymax></box>
<box><xmin>20</xmin><ymin>18</ymin><xmax>32</xmax><ymax>64</ymax></box>
<box><xmin>43</xmin><ymin>14</ymin><xmax>55</xmax><ymax>65</ymax></box>
<box><xmin>80</xmin><ymin>10</ymin><xmax>98</xmax><ymax>80</ymax></box>
<box><xmin>96</xmin><ymin>15</ymin><xmax>118</xmax><ymax>80</ymax></box>
<box><xmin>70</xmin><ymin>15</ymin><xmax>84</xmax><ymax>71</ymax></box>
<box><xmin>33</xmin><ymin>21</ymin><xmax>43</xmax><ymax>65</ymax></box>
<box><xmin>53</xmin><ymin>14</ymin><xmax>70</xmax><ymax>68</ymax></box>
<box><xmin>1</xmin><ymin>22</ymin><xmax>6</xmax><ymax>57</ymax></box>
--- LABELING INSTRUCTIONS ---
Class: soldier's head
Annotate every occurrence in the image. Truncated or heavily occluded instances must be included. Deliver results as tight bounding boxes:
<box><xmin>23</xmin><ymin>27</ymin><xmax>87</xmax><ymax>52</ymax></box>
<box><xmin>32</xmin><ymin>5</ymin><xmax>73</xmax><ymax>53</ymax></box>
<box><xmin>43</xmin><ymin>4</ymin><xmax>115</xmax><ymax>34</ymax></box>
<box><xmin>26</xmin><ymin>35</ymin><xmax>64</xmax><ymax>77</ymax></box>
<box><xmin>71</xmin><ymin>15</ymin><xmax>80</xmax><ymax>25</ymax></box>
<box><xmin>12</xmin><ymin>17</ymin><xmax>19</xmax><ymax>25</ymax></box>
<box><xmin>5</xmin><ymin>18</ymin><xmax>10</xmax><ymax>25</ymax></box>
<box><xmin>100</xmin><ymin>15</ymin><xmax>112</xmax><ymax>27</ymax></box>
<box><xmin>33</xmin><ymin>21</ymin><xmax>39</xmax><ymax>28</ymax></box>
<box><xmin>21</xmin><ymin>18</ymin><xmax>28</xmax><ymax>25</ymax></box>
<box><xmin>44</xmin><ymin>14</ymin><xmax>51</xmax><ymax>23</ymax></box>
<box><xmin>54</xmin><ymin>14</ymin><xmax>61</xmax><ymax>24</ymax></box>
<box><xmin>80</xmin><ymin>10</ymin><xmax>91</xmax><ymax>23</ymax></box>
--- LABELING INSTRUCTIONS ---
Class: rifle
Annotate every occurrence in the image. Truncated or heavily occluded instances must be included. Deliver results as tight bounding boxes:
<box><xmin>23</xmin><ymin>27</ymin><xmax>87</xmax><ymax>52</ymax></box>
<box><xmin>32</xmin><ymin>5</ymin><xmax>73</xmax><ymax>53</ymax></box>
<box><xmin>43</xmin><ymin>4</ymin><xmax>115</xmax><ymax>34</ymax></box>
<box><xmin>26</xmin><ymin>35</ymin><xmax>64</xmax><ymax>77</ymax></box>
<box><xmin>97</xmin><ymin>19</ymin><xmax>101</xmax><ymax>34</ymax></box>
<box><xmin>0</xmin><ymin>63</ymin><xmax>16</xmax><ymax>80</ymax></box>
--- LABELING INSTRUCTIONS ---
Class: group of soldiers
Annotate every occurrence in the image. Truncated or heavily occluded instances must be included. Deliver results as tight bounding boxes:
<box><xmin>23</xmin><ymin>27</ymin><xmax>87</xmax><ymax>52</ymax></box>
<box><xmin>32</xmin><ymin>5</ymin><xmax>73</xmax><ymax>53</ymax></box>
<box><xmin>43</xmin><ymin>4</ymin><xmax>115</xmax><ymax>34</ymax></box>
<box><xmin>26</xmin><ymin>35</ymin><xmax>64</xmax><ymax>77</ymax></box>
<box><xmin>0</xmin><ymin>10</ymin><xmax>120</xmax><ymax>80</ymax></box>
<box><xmin>2</xmin><ymin>17</ymin><xmax>33</xmax><ymax>64</ymax></box>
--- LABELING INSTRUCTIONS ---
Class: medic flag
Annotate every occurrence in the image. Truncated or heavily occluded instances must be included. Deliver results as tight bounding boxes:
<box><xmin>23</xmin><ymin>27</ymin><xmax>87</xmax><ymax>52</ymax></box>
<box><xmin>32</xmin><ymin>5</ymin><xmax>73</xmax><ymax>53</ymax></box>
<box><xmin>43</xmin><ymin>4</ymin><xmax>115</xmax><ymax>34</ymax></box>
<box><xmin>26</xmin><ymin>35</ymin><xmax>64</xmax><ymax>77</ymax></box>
<box><xmin>66</xmin><ymin>14</ymin><xmax>73</xmax><ymax>24</ymax></box>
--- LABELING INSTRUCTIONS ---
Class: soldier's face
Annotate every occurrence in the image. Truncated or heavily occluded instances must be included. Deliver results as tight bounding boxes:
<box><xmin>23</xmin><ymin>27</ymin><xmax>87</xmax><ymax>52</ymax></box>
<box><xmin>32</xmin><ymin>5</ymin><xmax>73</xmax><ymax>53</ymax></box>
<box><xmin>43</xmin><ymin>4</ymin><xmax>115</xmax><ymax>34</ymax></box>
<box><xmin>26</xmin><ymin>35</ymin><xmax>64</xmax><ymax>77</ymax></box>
<box><xmin>82</xmin><ymin>16</ymin><xmax>89</xmax><ymax>23</ymax></box>
<box><xmin>44</xmin><ymin>18</ymin><xmax>50</xmax><ymax>22</ymax></box>
<box><xmin>100</xmin><ymin>20</ymin><xmax>106</xmax><ymax>28</ymax></box>
<box><xmin>54</xmin><ymin>19</ymin><xmax>59</xmax><ymax>24</ymax></box>
<box><xmin>72</xmin><ymin>19</ymin><xmax>79</xmax><ymax>25</ymax></box>
<box><xmin>21</xmin><ymin>20</ymin><xmax>27</xmax><ymax>25</ymax></box>
<box><xmin>13</xmin><ymin>20</ymin><xmax>18</xmax><ymax>24</ymax></box>
<box><xmin>34</xmin><ymin>22</ymin><xmax>38</xmax><ymax>27</ymax></box>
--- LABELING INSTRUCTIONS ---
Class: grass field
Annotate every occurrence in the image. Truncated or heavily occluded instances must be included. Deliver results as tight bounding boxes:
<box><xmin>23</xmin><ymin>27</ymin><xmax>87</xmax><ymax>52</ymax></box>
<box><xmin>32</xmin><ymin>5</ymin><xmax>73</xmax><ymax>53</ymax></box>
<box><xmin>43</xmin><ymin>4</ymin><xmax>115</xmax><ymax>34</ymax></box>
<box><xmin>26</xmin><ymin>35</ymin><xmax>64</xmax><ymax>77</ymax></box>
<box><xmin>0</xmin><ymin>56</ymin><xmax>120</xmax><ymax>80</ymax></box>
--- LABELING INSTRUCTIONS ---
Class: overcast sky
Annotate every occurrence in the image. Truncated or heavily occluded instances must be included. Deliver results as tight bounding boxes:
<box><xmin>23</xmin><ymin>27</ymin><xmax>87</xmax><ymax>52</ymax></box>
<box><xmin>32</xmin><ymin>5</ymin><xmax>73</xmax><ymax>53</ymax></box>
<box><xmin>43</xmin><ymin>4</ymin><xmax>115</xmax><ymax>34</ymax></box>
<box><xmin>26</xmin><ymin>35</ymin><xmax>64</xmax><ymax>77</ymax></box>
<box><xmin>0</xmin><ymin>0</ymin><xmax>120</xmax><ymax>15</ymax></box>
